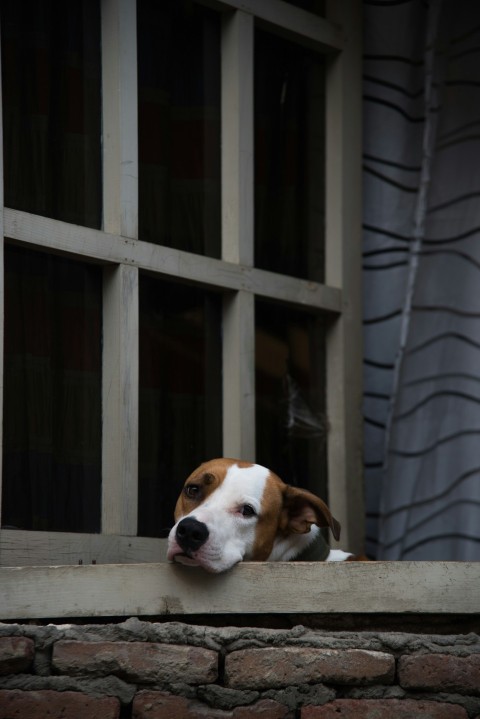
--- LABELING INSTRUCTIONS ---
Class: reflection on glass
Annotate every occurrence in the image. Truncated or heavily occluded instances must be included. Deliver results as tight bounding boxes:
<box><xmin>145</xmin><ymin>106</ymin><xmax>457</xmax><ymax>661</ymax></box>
<box><xmin>139</xmin><ymin>275</ymin><xmax>222</xmax><ymax>536</ymax></box>
<box><xmin>1</xmin><ymin>0</ymin><xmax>102</xmax><ymax>228</ymax></box>
<box><xmin>255</xmin><ymin>300</ymin><xmax>327</xmax><ymax>498</ymax></box>
<box><xmin>2</xmin><ymin>245</ymin><xmax>102</xmax><ymax>532</ymax></box>
<box><xmin>255</xmin><ymin>28</ymin><xmax>325</xmax><ymax>282</ymax></box>
<box><xmin>138</xmin><ymin>0</ymin><xmax>221</xmax><ymax>257</ymax></box>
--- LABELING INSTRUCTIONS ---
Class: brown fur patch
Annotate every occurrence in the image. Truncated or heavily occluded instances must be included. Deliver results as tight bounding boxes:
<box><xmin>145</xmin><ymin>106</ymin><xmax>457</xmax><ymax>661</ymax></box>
<box><xmin>174</xmin><ymin>458</ymin><xmax>254</xmax><ymax>520</ymax></box>
<box><xmin>250</xmin><ymin>471</ymin><xmax>284</xmax><ymax>560</ymax></box>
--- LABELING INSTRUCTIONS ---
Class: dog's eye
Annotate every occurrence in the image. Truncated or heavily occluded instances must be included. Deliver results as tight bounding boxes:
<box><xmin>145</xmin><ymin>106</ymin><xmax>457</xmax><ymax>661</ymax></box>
<box><xmin>184</xmin><ymin>484</ymin><xmax>200</xmax><ymax>499</ymax></box>
<box><xmin>241</xmin><ymin>504</ymin><xmax>256</xmax><ymax>518</ymax></box>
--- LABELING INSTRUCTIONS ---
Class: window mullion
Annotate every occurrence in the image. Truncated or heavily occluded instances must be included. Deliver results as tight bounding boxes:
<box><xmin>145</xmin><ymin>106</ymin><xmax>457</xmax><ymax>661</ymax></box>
<box><xmin>101</xmin><ymin>0</ymin><xmax>139</xmax><ymax>536</ymax></box>
<box><xmin>324</xmin><ymin>0</ymin><xmax>364</xmax><ymax>553</ymax></box>
<box><xmin>102</xmin><ymin>264</ymin><xmax>139</xmax><ymax>536</ymax></box>
<box><xmin>102</xmin><ymin>0</ymin><xmax>138</xmax><ymax>239</ymax></box>
<box><xmin>0</xmin><ymin>19</ymin><xmax>4</xmax><ymax>527</ymax></box>
<box><xmin>221</xmin><ymin>9</ymin><xmax>254</xmax><ymax>266</ymax></box>
<box><xmin>221</xmin><ymin>10</ymin><xmax>256</xmax><ymax>460</ymax></box>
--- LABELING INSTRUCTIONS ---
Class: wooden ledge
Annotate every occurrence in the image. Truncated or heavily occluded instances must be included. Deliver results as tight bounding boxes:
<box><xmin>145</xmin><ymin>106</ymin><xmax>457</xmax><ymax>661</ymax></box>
<box><xmin>1</xmin><ymin>562</ymin><xmax>479</xmax><ymax>620</ymax></box>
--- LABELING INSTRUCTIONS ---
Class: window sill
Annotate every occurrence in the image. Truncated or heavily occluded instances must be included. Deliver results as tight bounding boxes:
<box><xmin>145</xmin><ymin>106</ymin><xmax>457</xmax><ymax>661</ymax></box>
<box><xmin>0</xmin><ymin>561</ymin><xmax>478</xmax><ymax>621</ymax></box>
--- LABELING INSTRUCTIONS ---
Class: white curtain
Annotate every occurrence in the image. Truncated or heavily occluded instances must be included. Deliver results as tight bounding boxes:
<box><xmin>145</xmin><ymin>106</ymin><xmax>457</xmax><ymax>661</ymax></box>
<box><xmin>363</xmin><ymin>0</ymin><xmax>480</xmax><ymax>559</ymax></box>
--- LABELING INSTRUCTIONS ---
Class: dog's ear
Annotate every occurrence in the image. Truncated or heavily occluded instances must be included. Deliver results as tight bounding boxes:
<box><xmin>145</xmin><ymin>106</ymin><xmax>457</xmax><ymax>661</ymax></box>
<box><xmin>280</xmin><ymin>485</ymin><xmax>341</xmax><ymax>540</ymax></box>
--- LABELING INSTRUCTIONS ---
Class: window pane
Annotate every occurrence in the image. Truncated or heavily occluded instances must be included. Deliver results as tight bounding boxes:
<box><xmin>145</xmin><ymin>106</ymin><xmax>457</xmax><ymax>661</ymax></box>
<box><xmin>0</xmin><ymin>0</ymin><xmax>102</xmax><ymax>228</ymax></box>
<box><xmin>2</xmin><ymin>245</ymin><xmax>102</xmax><ymax>532</ymax></box>
<box><xmin>139</xmin><ymin>276</ymin><xmax>222</xmax><ymax>537</ymax></box>
<box><xmin>255</xmin><ymin>29</ymin><xmax>325</xmax><ymax>282</ymax></box>
<box><xmin>255</xmin><ymin>300</ymin><xmax>327</xmax><ymax>498</ymax></box>
<box><xmin>138</xmin><ymin>1</ymin><xmax>221</xmax><ymax>257</ymax></box>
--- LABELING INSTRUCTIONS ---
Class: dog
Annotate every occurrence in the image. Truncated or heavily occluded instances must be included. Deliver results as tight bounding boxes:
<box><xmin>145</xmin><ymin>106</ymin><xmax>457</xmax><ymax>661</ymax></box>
<box><xmin>167</xmin><ymin>458</ymin><xmax>364</xmax><ymax>573</ymax></box>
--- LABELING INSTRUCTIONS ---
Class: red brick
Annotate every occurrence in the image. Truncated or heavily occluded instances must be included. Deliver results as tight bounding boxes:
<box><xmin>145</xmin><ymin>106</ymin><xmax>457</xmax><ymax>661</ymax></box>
<box><xmin>133</xmin><ymin>691</ymin><xmax>293</xmax><ymax>718</ymax></box>
<box><xmin>301</xmin><ymin>699</ymin><xmax>468</xmax><ymax>719</ymax></box>
<box><xmin>0</xmin><ymin>689</ymin><xmax>120</xmax><ymax>719</ymax></box>
<box><xmin>399</xmin><ymin>653</ymin><xmax>480</xmax><ymax>695</ymax></box>
<box><xmin>0</xmin><ymin>637</ymin><xmax>34</xmax><ymax>675</ymax></box>
<box><xmin>225</xmin><ymin>648</ymin><xmax>394</xmax><ymax>689</ymax></box>
<box><xmin>52</xmin><ymin>640</ymin><xmax>218</xmax><ymax>684</ymax></box>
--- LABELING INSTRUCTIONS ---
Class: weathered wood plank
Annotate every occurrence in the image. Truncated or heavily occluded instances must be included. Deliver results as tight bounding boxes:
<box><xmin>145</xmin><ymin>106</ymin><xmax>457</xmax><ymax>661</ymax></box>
<box><xmin>0</xmin><ymin>562</ymin><xmax>478</xmax><ymax>620</ymax></box>
<box><xmin>0</xmin><ymin>530</ymin><xmax>167</xmax><ymax>567</ymax></box>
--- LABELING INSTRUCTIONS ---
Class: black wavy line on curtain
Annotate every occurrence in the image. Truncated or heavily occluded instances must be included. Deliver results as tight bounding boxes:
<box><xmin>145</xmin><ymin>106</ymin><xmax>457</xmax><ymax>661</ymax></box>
<box><xmin>363</xmin><ymin>309</ymin><xmax>402</xmax><ymax>325</ymax></box>
<box><xmin>380</xmin><ymin>500</ymin><xmax>480</xmax><ymax>551</ymax></box>
<box><xmin>402</xmin><ymin>533</ymin><xmax>480</xmax><ymax>557</ymax></box>
<box><xmin>365</xmin><ymin>391</ymin><xmax>390</xmax><ymax>400</ymax></box>
<box><xmin>439</xmin><ymin>118</ymin><xmax>480</xmax><ymax>141</ymax></box>
<box><xmin>437</xmin><ymin>133</ymin><xmax>480</xmax><ymax>151</ymax></box>
<box><xmin>380</xmin><ymin>467</ymin><xmax>480</xmax><ymax>518</ymax></box>
<box><xmin>363</xmin><ymin>153</ymin><xmax>421</xmax><ymax>171</ymax></box>
<box><xmin>363</xmin><ymin>54</ymin><xmax>424</xmax><ymax>67</ymax></box>
<box><xmin>363</xmin><ymin>260</ymin><xmax>408</xmax><ymax>270</ymax></box>
<box><xmin>412</xmin><ymin>304</ymin><xmax>480</xmax><ymax>318</ymax></box>
<box><xmin>406</xmin><ymin>332</ymin><xmax>480</xmax><ymax>356</ymax></box>
<box><xmin>424</xmin><ymin>225</ymin><xmax>480</xmax><ymax>244</ymax></box>
<box><xmin>364</xmin><ymin>358</ymin><xmax>395</xmax><ymax>369</ymax></box>
<box><xmin>364</xmin><ymin>416</ymin><xmax>387</xmax><ymax>429</ymax></box>
<box><xmin>403</xmin><ymin>372</ymin><xmax>480</xmax><ymax>388</ymax></box>
<box><xmin>364</xmin><ymin>165</ymin><xmax>418</xmax><ymax>192</ymax></box>
<box><xmin>363</xmin><ymin>247</ymin><xmax>408</xmax><ymax>257</ymax></box>
<box><xmin>364</xmin><ymin>248</ymin><xmax>480</xmax><ymax>273</ymax></box>
<box><xmin>363</xmin><ymin>95</ymin><xmax>425</xmax><ymax>122</ymax></box>
<box><xmin>363</xmin><ymin>75</ymin><xmax>424</xmax><ymax>99</ymax></box>
<box><xmin>430</xmin><ymin>191</ymin><xmax>480</xmax><ymax>212</ymax></box>
<box><xmin>394</xmin><ymin>391</ymin><xmax>480</xmax><ymax>421</ymax></box>
<box><xmin>389</xmin><ymin>429</ymin><xmax>480</xmax><ymax>457</ymax></box>
<box><xmin>363</xmin><ymin>224</ymin><xmax>411</xmax><ymax>242</ymax></box>
<box><xmin>420</xmin><ymin>249</ymin><xmax>480</xmax><ymax>271</ymax></box>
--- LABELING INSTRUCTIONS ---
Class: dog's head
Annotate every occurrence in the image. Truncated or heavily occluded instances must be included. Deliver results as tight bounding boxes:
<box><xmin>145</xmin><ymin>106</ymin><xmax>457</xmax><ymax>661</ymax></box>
<box><xmin>167</xmin><ymin>458</ymin><xmax>340</xmax><ymax>573</ymax></box>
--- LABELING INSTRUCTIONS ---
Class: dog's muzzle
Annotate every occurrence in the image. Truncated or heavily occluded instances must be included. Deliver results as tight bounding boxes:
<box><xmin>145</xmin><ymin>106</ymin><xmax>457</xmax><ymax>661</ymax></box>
<box><xmin>175</xmin><ymin>517</ymin><xmax>209</xmax><ymax>554</ymax></box>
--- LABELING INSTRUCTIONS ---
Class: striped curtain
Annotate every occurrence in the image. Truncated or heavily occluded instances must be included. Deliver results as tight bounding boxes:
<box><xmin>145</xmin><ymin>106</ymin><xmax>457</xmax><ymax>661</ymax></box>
<box><xmin>363</xmin><ymin>0</ymin><xmax>480</xmax><ymax>559</ymax></box>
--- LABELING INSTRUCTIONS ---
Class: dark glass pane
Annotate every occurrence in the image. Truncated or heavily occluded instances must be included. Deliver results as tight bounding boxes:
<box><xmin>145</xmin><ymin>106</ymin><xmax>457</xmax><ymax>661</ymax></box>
<box><xmin>255</xmin><ymin>29</ymin><xmax>325</xmax><ymax>282</ymax></box>
<box><xmin>255</xmin><ymin>301</ymin><xmax>327</xmax><ymax>498</ymax></box>
<box><xmin>139</xmin><ymin>276</ymin><xmax>222</xmax><ymax>537</ymax></box>
<box><xmin>2</xmin><ymin>245</ymin><xmax>102</xmax><ymax>532</ymax></box>
<box><xmin>1</xmin><ymin>0</ymin><xmax>102</xmax><ymax>228</ymax></box>
<box><xmin>138</xmin><ymin>1</ymin><xmax>221</xmax><ymax>257</ymax></box>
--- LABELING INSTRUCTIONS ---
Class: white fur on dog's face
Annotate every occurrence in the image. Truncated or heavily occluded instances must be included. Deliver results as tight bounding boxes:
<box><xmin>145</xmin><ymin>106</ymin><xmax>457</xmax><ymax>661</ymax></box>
<box><xmin>167</xmin><ymin>458</ymin><xmax>341</xmax><ymax>573</ymax></box>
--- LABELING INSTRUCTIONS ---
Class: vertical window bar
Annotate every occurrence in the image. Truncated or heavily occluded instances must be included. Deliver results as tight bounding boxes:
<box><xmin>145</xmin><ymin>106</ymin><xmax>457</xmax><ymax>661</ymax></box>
<box><xmin>102</xmin><ymin>0</ymin><xmax>138</xmax><ymax>239</ymax></box>
<box><xmin>324</xmin><ymin>0</ymin><xmax>364</xmax><ymax>553</ymax></box>
<box><xmin>0</xmin><ymin>15</ymin><xmax>4</xmax><ymax>524</ymax></box>
<box><xmin>221</xmin><ymin>10</ymin><xmax>255</xmax><ymax>459</ymax></box>
<box><xmin>101</xmin><ymin>0</ymin><xmax>139</xmax><ymax>535</ymax></box>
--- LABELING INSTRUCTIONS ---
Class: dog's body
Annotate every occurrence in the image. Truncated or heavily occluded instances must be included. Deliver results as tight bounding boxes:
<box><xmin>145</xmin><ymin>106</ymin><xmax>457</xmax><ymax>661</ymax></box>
<box><xmin>167</xmin><ymin>458</ymin><xmax>363</xmax><ymax>573</ymax></box>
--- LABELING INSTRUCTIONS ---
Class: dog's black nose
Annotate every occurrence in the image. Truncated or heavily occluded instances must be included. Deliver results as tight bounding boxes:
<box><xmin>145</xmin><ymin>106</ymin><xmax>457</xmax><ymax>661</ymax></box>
<box><xmin>175</xmin><ymin>517</ymin><xmax>209</xmax><ymax>553</ymax></box>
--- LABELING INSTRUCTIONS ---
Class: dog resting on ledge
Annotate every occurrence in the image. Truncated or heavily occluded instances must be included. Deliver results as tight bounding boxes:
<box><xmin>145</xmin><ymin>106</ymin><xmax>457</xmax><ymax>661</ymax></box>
<box><xmin>167</xmin><ymin>458</ymin><xmax>366</xmax><ymax>573</ymax></box>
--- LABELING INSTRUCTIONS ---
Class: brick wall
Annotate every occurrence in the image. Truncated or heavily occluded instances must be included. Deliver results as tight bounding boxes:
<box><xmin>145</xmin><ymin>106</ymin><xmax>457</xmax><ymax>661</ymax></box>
<box><xmin>0</xmin><ymin>618</ymin><xmax>479</xmax><ymax>718</ymax></box>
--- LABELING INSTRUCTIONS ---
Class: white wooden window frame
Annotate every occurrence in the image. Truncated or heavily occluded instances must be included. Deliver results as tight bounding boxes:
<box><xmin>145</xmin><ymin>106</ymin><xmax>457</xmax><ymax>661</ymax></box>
<box><xmin>4</xmin><ymin>0</ymin><xmax>451</xmax><ymax>620</ymax></box>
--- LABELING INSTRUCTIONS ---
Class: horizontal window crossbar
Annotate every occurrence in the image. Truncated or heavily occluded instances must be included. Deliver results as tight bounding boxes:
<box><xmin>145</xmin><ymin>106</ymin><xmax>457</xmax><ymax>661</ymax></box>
<box><xmin>4</xmin><ymin>209</ymin><xmax>342</xmax><ymax>313</ymax></box>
